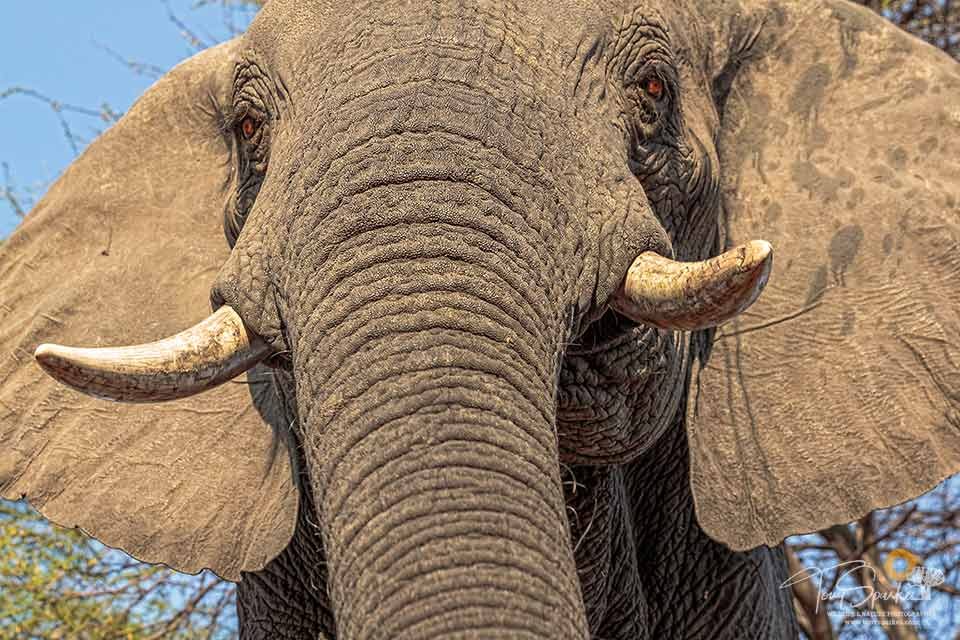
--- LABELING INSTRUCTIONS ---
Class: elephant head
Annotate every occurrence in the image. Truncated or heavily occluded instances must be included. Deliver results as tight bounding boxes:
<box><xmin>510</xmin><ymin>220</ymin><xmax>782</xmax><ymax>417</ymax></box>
<box><xmin>2</xmin><ymin>0</ymin><xmax>958</xmax><ymax>637</ymax></box>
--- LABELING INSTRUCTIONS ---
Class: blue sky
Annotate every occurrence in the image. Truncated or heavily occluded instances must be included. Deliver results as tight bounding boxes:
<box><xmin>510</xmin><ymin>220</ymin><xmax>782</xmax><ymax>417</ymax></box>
<box><xmin>0</xmin><ymin>1</ymin><xmax>257</xmax><ymax>238</ymax></box>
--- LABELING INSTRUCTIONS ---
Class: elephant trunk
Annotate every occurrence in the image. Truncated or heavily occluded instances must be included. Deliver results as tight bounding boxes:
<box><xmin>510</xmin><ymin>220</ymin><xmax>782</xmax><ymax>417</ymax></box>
<box><xmin>305</xmin><ymin>349</ymin><xmax>585</xmax><ymax>638</ymax></box>
<box><xmin>285</xmin><ymin>166</ymin><xmax>587</xmax><ymax>636</ymax></box>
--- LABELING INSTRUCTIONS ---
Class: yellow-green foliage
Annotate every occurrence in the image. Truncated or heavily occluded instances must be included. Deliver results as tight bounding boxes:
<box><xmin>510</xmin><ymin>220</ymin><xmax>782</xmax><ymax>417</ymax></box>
<box><xmin>0</xmin><ymin>501</ymin><xmax>236</xmax><ymax>640</ymax></box>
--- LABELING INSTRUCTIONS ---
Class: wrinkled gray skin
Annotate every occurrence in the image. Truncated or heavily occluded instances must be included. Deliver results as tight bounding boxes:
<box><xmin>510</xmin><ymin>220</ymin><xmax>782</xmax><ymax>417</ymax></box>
<box><xmin>8</xmin><ymin>0</ymin><xmax>960</xmax><ymax>638</ymax></box>
<box><xmin>218</xmin><ymin>1</ymin><xmax>792</xmax><ymax>637</ymax></box>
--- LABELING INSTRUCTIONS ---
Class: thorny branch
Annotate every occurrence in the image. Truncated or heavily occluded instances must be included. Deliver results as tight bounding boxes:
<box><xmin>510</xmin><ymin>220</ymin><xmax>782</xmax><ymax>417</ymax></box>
<box><xmin>0</xmin><ymin>87</ymin><xmax>118</xmax><ymax>157</ymax></box>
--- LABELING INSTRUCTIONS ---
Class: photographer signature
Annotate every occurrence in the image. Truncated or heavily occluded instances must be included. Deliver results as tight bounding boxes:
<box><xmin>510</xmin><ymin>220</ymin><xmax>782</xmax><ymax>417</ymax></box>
<box><xmin>780</xmin><ymin>560</ymin><xmax>943</xmax><ymax>613</ymax></box>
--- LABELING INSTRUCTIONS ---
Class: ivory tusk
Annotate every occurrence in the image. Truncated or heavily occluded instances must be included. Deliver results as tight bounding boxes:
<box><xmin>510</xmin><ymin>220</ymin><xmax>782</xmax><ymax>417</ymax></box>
<box><xmin>611</xmin><ymin>240</ymin><xmax>773</xmax><ymax>331</ymax></box>
<box><xmin>35</xmin><ymin>306</ymin><xmax>269</xmax><ymax>403</ymax></box>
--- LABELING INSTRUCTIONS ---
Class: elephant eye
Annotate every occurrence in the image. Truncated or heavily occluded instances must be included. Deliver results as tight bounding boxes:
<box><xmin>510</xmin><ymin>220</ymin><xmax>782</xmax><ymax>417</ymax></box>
<box><xmin>225</xmin><ymin>108</ymin><xmax>270</xmax><ymax>247</ymax></box>
<box><xmin>240</xmin><ymin>116</ymin><xmax>260</xmax><ymax>140</ymax></box>
<box><xmin>643</xmin><ymin>75</ymin><xmax>665</xmax><ymax>101</ymax></box>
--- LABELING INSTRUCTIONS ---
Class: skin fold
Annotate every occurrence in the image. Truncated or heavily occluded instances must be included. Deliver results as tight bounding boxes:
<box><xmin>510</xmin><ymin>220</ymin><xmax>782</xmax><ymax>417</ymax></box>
<box><xmin>2</xmin><ymin>0</ymin><xmax>959</xmax><ymax>638</ymax></box>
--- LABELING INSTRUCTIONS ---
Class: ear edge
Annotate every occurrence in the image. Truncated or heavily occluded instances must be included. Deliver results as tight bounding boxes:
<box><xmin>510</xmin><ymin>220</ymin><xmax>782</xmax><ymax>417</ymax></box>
<box><xmin>688</xmin><ymin>0</ymin><xmax>960</xmax><ymax>549</ymax></box>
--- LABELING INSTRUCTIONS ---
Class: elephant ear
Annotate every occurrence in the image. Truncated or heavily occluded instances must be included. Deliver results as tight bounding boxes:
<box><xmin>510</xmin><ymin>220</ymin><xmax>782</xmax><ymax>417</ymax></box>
<box><xmin>0</xmin><ymin>39</ymin><xmax>297</xmax><ymax>580</ymax></box>
<box><xmin>688</xmin><ymin>0</ymin><xmax>960</xmax><ymax>550</ymax></box>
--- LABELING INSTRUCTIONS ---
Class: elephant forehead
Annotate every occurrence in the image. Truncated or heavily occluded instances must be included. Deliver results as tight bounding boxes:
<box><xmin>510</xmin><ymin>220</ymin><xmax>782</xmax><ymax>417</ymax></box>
<box><xmin>230</xmin><ymin>0</ymin><xmax>654</xmax><ymax>244</ymax></box>
<box><xmin>246</xmin><ymin>0</ymin><xmax>610</xmax><ymax>86</ymax></box>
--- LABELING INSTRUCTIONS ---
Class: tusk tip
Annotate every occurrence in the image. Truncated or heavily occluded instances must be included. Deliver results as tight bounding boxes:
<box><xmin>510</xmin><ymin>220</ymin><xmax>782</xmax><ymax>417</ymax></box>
<box><xmin>738</xmin><ymin>239</ymin><xmax>773</xmax><ymax>274</ymax></box>
<box><xmin>34</xmin><ymin>343</ymin><xmax>75</xmax><ymax>378</ymax></box>
<box><xmin>749</xmin><ymin>239</ymin><xmax>774</xmax><ymax>295</ymax></box>
<box><xmin>743</xmin><ymin>239</ymin><xmax>774</xmax><ymax>282</ymax></box>
<box><xmin>747</xmin><ymin>239</ymin><xmax>773</xmax><ymax>261</ymax></box>
<box><xmin>35</xmin><ymin>343</ymin><xmax>62</xmax><ymax>366</ymax></box>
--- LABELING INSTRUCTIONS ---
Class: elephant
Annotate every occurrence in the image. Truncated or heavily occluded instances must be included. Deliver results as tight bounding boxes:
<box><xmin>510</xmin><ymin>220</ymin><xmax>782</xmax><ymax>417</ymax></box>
<box><xmin>1</xmin><ymin>0</ymin><xmax>958</xmax><ymax>637</ymax></box>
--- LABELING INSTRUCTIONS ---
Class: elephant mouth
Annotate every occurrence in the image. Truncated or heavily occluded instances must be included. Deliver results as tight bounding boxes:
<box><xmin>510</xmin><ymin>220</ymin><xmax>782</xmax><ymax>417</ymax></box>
<box><xmin>575</xmin><ymin>307</ymin><xmax>639</xmax><ymax>352</ymax></box>
<box><xmin>33</xmin><ymin>241</ymin><xmax>772</xmax><ymax>403</ymax></box>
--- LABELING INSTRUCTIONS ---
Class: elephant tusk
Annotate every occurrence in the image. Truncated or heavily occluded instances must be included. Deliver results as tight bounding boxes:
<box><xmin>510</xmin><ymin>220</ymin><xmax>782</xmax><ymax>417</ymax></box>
<box><xmin>611</xmin><ymin>240</ymin><xmax>773</xmax><ymax>331</ymax></box>
<box><xmin>34</xmin><ymin>306</ymin><xmax>270</xmax><ymax>403</ymax></box>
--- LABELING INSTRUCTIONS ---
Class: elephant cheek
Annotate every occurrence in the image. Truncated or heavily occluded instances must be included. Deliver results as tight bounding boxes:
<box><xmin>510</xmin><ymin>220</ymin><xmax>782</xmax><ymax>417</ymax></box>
<box><xmin>556</xmin><ymin>321</ymin><xmax>687</xmax><ymax>465</ymax></box>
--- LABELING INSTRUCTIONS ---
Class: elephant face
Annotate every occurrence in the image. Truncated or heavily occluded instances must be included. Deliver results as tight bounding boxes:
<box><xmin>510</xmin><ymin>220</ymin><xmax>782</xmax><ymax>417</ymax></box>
<box><xmin>215</xmin><ymin>1</ymin><xmax>721</xmax><ymax>471</ymax></box>
<box><xmin>2</xmin><ymin>0</ymin><xmax>959</xmax><ymax>637</ymax></box>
